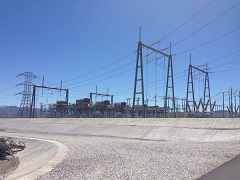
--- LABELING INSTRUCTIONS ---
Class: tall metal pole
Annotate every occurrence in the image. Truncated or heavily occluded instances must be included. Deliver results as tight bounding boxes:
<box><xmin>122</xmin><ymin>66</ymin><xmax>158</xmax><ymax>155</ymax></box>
<box><xmin>222</xmin><ymin>92</ymin><xmax>225</xmax><ymax>118</ymax></box>
<box><xmin>230</xmin><ymin>88</ymin><xmax>233</xmax><ymax>118</ymax></box>
<box><xmin>239</xmin><ymin>91</ymin><xmax>240</xmax><ymax>115</ymax></box>
<box><xmin>30</xmin><ymin>85</ymin><xmax>36</xmax><ymax>118</ymax></box>
<box><xmin>132</xmin><ymin>31</ymin><xmax>145</xmax><ymax>117</ymax></box>
<box><xmin>234</xmin><ymin>94</ymin><xmax>237</xmax><ymax>115</ymax></box>
<box><xmin>139</xmin><ymin>26</ymin><xmax>141</xmax><ymax>42</ymax></box>
<box><xmin>154</xmin><ymin>95</ymin><xmax>157</xmax><ymax>118</ymax></box>
<box><xmin>90</xmin><ymin>92</ymin><xmax>93</xmax><ymax>103</ymax></box>
<box><xmin>132</xmin><ymin>42</ymin><xmax>143</xmax><ymax>117</ymax></box>
<box><xmin>203</xmin><ymin>63</ymin><xmax>211</xmax><ymax>112</ymax></box>
<box><xmin>164</xmin><ymin>43</ymin><xmax>176</xmax><ymax>118</ymax></box>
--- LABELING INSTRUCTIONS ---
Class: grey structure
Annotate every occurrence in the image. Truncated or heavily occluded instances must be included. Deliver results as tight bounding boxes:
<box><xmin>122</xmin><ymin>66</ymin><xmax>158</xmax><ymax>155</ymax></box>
<box><xmin>17</xmin><ymin>72</ymin><xmax>37</xmax><ymax>118</ymax></box>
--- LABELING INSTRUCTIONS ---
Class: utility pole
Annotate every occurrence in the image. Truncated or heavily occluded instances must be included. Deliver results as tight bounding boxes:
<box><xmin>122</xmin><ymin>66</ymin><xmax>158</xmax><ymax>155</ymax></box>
<box><xmin>231</xmin><ymin>88</ymin><xmax>233</xmax><ymax>118</ymax></box>
<box><xmin>234</xmin><ymin>94</ymin><xmax>237</xmax><ymax>115</ymax></box>
<box><xmin>222</xmin><ymin>92</ymin><xmax>225</xmax><ymax>118</ymax></box>
<box><xmin>132</xmin><ymin>27</ymin><xmax>145</xmax><ymax>118</ymax></box>
<box><xmin>186</xmin><ymin>54</ymin><xmax>196</xmax><ymax>112</ymax></box>
<box><xmin>239</xmin><ymin>91</ymin><xmax>240</xmax><ymax>115</ymax></box>
<box><xmin>203</xmin><ymin>63</ymin><xmax>211</xmax><ymax>112</ymax></box>
<box><xmin>154</xmin><ymin>95</ymin><xmax>157</xmax><ymax>118</ymax></box>
<box><xmin>145</xmin><ymin>98</ymin><xmax>148</xmax><ymax>118</ymax></box>
<box><xmin>164</xmin><ymin>43</ymin><xmax>176</xmax><ymax>118</ymax></box>
<box><xmin>126</xmin><ymin>98</ymin><xmax>130</xmax><ymax>106</ymax></box>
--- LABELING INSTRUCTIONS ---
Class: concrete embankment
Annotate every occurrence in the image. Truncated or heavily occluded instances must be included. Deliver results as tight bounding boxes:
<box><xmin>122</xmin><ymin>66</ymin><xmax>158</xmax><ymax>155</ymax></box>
<box><xmin>1</xmin><ymin>118</ymin><xmax>240</xmax><ymax>141</ymax></box>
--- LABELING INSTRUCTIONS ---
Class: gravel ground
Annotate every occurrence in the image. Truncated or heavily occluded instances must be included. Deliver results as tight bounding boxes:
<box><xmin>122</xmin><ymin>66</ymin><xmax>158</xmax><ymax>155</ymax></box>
<box><xmin>0</xmin><ymin>157</ymin><xmax>19</xmax><ymax>180</ymax></box>
<box><xmin>12</xmin><ymin>133</ymin><xmax>238</xmax><ymax>180</ymax></box>
<box><xmin>2</xmin><ymin>132</ymin><xmax>240</xmax><ymax>180</ymax></box>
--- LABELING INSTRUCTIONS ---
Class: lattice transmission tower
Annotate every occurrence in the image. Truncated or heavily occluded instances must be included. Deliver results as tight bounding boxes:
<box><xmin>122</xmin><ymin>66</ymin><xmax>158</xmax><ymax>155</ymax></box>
<box><xmin>17</xmin><ymin>72</ymin><xmax>37</xmax><ymax>118</ymax></box>
<box><xmin>132</xmin><ymin>28</ymin><xmax>176</xmax><ymax>118</ymax></box>
<box><xmin>186</xmin><ymin>60</ymin><xmax>212</xmax><ymax>113</ymax></box>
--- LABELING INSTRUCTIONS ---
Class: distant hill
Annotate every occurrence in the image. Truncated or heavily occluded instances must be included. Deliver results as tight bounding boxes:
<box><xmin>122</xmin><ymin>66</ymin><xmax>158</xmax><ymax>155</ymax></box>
<box><xmin>0</xmin><ymin>106</ymin><xmax>19</xmax><ymax>118</ymax></box>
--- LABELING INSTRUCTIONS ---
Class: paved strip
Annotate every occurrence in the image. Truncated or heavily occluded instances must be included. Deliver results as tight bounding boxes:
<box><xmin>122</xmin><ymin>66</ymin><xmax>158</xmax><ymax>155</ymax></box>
<box><xmin>198</xmin><ymin>155</ymin><xmax>240</xmax><ymax>180</ymax></box>
<box><xmin>2</xmin><ymin>135</ymin><xmax>68</xmax><ymax>180</ymax></box>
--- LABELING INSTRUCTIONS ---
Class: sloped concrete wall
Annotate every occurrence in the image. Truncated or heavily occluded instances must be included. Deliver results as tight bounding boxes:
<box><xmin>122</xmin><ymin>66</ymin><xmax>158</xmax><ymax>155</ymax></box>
<box><xmin>1</xmin><ymin>118</ymin><xmax>240</xmax><ymax>142</ymax></box>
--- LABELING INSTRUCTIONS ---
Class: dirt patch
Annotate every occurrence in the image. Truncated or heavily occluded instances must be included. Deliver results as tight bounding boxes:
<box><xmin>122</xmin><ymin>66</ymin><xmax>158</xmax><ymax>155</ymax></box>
<box><xmin>0</xmin><ymin>157</ymin><xmax>19</xmax><ymax>179</ymax></box>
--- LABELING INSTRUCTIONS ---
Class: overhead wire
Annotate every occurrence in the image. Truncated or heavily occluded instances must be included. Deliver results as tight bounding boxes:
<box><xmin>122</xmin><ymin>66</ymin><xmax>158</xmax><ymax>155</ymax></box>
<box><xmin>208</xmin><ymin>49</ymin><xmax>240</xmax><ymax>64</ymax></box>
<box><xmin>2</xmin><ymin>2</ymin><xmax>239</xmax><ymax>106</ymax></box>
<box><xmin>40</xmin><ymin>0</ymin><xmax>217</xmax><ymax>88</ymax></box>
<box><xmin>214</xmin><ymin>67</ymin><xmax>240</xmax><ymax>73</ymax></box>
<box><xmin>110</xmin><ymin>47</ymin><xmax>239</xmax><ymax>101</ymax></box>
<box><xmin>67</xmin><ymin>49</ymin><xmax>188</xmax><ymax>95</ymax></box>
<box><xmin>69</xmin><ymin>67</ymin><xmax>135</xmax><ymax>90</ymax></box>
<box><xmin>0</xmin><ymin>86</ymin><xmax>17</xmax><ymax>93</ymax></box>
<box><xmin>63</xmin><ymin>60</ymin><xmax>135</xmax><ymax>88</ymax></box>
<box><xmin>37</xmin><ymin>0</ymin><xmax>222</xmax><ymax>93</ymax></box>
<box><xmin>211</xmin><ymin>58</ymin><xmax>240</xmax><ymax>69</ymax></box>
<box><xmin>0</xmin><ymin>76</ymin><xmax>16</xmax><ymax>87</ymax></box>
<box><xmin>172</xmin><ymin>0</ymin><xmax>240</xmax><ymax>47</ymax></box>
<box><xmin>111</xmin><ymin>67</ymin><xmax>187</xmax><ymax>96</ymax></box>
<box><xmin>176</xmin><ymin>25</ymin><xmax>240</xmax><ymax>55</ymax></box>
<box><xmin>151</xmin><ymin>0</ymin><xmax>215</xmax><ymax>46</ymax></box>
<box><xmin>49</xmin><ymin>51</ymin><xmax>136</xmax><ymax>86</ymax></box>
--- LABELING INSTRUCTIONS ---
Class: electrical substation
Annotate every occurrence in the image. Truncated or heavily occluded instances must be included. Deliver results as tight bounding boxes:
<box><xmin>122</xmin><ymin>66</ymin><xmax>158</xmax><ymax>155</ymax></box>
<box><xmin>16</xmin><ymin>37</ymin><xmax>240</xmax><ymax>119</ymax></box>
<box><xmin>2</xmin><ymin>1</ymin><xmax>240</xmax><ymax>180</ymax></box>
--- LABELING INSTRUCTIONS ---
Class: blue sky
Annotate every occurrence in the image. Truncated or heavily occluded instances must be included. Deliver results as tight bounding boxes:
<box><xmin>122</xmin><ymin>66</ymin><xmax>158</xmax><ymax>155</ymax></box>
<box><xmin>0</xmin><ymin>0</ymin><xmax>239</xmax><ymax>108</ymax></box>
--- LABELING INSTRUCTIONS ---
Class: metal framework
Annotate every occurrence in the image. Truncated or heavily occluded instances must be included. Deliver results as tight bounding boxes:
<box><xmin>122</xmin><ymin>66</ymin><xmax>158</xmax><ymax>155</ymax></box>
<box><xmin>132</xmin><ymin>41</ymin><xmax>145</xmax><ymax>117</ymax></box>
<box><xmin>90</xmin><ymin>92</ymin><xmax>113</xmax><ymax>105</ymax></box>
<box><xmin>164</xmin><ymin>44</ymin><xmax>176</xmax><ymax>118</ymax></box>
<box><xmin>48</xmin><ymin>99</ymin><xmax>165</xmax><ymax>118</ymax></box>
<box><xmin>30</xmin><ymin>85</ymin><xmax>69</xmax><ymax>118</ymax></box>
<box><xmin>186</xmin><ymin>62</ymin><xmax>213</xmax><ymax>114</ymax></box>
<box><xmin>132</xmin><ymin>41</ymin><xmax>176</xmax><ymax>117</ymax></box>
<box><xmin>17</xmin><ymin>72</ymin><xmax>37</xmax><ymax>118</ymax></box>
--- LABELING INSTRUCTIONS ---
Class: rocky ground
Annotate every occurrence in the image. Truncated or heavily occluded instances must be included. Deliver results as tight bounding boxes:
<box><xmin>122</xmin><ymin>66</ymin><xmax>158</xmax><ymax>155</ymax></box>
<box><xmin>17</xmin><ymin>133</ymin><xmax>239</xmax><ymax>180</ymax></box>
<box><xmin>0</xmin><ymin>156</ymin><xmax>19</xmax><ymax>180</ymax></box>
<box><xmin>2</xmin><ymin>132</ymin><xmax>240</xmax><ymax>180</ymax></box>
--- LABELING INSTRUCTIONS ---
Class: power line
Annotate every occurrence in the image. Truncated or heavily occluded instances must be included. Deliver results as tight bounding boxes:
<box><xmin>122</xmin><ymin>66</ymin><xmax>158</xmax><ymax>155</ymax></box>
<box><xmin>63</xmin><ymin>48</ymin><xmax>168</xmax><ymax>89</ymax></box>
<box><xmin>113</xmin><ymin>73</ymin><xmax>187</xmax><ymax>97</ymax></box>
<box><xmin>0</xmin><ymin>94</ymin><xmax>16</xmax><ymax>101</ymax></box>
<box><xmin>151</xmin><ymin>0</ymin><xmax>215</xmax><ymax>46</ymax></box>
<box><xmin>67</xmin><ymin>56</ymin><xmax>187</xmax><ymax>94</ymax></box>
<box><xmin>110</xmin><ymin>69</ymin><xmax>187</xmax><ymax>96</ymax></box>
<box><xmin>0</xmin><ymin>76</ymin><xmax>16</xmax><ymax>87</ymax></box>
<box><xmin>208</xmin><ymin>49</ymin><xmax>240</xmax><ymax>65</ymax></box>
<box><xmin>0</xmin><ymin>97</ymin><xmax>21</xmax><ymax>104</ymax></box>
<box><xmin>214</xmin><ymin>67</ymin><xmax>240</xmax><ymax>73</ymax></box>
<box><xmin>173</xmin><ymin>0</ymin><xmax>240</xmax><ymax>47</ymax></box>
<box><xmin>43</xmin><ymin>1</ymin><xmax>239</xmax><ymax>90</ymax></box>
<box><xmin>211</xmin><ymin>58</ymin><xmax>240</xmax><ymax>69</ymax></box>
<box><xmin>212</xmin><ymin>92</ymin><xmax>222</xmax><ymax>98</ymax></box>
<box><xmin>40</xmin><ymin>15</ymin><xmax>240</xmax><ymax>93</ymax></box>
<box><xmin>53</xmin><ymin>51</ymin><xmax>136</xmax><ymax>86</ymax></box>
<box><xmin>63</xmin><ymin>60</ymin><xmax>135</xmax><ymax>88</ymax></box>
<box><xmin>0</xmin><ymin>86</ymin><xmax>17</xmax><ymax>93</ymax></box>
<box><xmin>69</xmin><ymin>67</ymin><xmax>135</xmax><ymax>90</ymax></box>
<box><xmin>189</xmin><ymin>48</ymin><xmax>240</xmax><ymax>69</ymax></box>
<box><xmin>176</xmin><ymin>25</ymin><xmax>240</xmax><ymax>55</ymax></box>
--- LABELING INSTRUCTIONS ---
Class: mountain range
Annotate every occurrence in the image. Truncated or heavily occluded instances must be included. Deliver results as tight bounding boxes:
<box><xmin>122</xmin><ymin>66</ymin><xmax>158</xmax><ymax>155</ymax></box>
<box><xmin>0</xmin><ymin>106</ymin><xmax>18</xmax><ymax>118</ymax></box>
